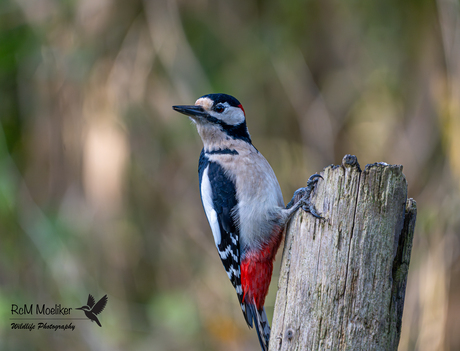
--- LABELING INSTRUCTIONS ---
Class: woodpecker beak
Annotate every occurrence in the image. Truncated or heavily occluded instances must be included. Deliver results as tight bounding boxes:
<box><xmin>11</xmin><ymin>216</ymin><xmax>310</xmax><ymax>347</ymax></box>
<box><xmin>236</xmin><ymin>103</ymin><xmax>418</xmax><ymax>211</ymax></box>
<box><xmin>172</xmin><ymin>105</ymin><xmax>208</xmax><ymax>120</ymax></box>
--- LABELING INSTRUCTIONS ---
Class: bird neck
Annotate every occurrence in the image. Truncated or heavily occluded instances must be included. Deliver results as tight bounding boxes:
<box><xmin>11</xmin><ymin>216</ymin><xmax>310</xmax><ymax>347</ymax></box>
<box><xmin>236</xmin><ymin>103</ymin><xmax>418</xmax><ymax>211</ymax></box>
<box><xmin>197</xmin><ymin>124</ymin><xmax>251</xmax><ymax>153</ymax></box>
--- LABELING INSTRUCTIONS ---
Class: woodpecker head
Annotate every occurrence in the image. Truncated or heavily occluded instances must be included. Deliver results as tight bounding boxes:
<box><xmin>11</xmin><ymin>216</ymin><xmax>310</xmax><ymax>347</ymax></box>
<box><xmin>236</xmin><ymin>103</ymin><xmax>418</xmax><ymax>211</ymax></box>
<box><xmin>173</xmin><ymin>93</ymin><xmax>251</xmax><ymax>148</ymax></box>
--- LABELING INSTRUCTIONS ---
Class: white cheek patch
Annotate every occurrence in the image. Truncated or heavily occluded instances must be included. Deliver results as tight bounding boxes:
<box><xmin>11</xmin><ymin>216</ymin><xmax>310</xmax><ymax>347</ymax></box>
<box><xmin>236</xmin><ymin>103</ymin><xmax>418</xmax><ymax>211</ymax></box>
<box><xmin>207</xmin><ymin>105</ymin><xmax>245</xmax><ymax>126</ymax></box>
<box><xmin>195</xmin><ymin>98</ymin><xmax>245</xmax><ymax>126</ymax></box>
<box><xmin>223</xmin><ymin>107</ymin><xmax>245</xmax><ymax>125</ymax></box>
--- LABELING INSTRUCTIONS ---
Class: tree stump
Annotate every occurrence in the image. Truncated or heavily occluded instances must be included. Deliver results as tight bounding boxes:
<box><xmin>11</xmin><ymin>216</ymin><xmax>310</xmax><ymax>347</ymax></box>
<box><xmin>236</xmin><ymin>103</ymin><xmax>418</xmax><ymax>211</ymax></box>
<box><xmin>269</xmin><ymin>155</ymin><xmax>417</xmax><ymax>351</ymax></box>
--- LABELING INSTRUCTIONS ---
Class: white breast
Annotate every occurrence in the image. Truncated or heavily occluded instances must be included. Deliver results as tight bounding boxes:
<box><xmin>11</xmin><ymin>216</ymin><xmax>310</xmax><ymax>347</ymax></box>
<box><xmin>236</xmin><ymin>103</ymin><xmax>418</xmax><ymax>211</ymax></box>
<box><xmin>207</xmin><ymin>144</ymin><xmax>285</xmax><ymax>252</ymax></box>
<box><xmin>236</xmin><ymin>156</ymin><xmax>285</xmax><ymax>250</ymax></box>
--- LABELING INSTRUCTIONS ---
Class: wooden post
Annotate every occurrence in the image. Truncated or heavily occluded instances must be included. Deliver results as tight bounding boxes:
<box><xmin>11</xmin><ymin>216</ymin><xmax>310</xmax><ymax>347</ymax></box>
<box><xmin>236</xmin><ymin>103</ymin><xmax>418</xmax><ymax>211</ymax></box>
<box><xmin>269</xmin><ymin>155</ymin><xmax>417</xmax><ymax>351</ymax></box>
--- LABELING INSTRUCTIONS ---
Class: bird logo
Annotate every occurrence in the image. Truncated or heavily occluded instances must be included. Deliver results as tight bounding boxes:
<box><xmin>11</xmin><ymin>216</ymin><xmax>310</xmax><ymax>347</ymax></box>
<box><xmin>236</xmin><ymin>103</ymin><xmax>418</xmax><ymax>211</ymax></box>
<box><xmin>76</xmin><ymin>294</ymin><xmax>108</xmax><ymax>327</ymax></box>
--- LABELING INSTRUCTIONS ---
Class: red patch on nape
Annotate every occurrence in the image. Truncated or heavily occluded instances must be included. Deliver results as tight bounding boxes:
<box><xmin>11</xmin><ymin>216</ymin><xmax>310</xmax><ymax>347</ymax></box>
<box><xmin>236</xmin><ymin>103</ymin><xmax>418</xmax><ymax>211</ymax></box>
<box><xmin>238</xmin><ymin>104</ymin><xmax>245</xmax><ymax>115</ymax></box>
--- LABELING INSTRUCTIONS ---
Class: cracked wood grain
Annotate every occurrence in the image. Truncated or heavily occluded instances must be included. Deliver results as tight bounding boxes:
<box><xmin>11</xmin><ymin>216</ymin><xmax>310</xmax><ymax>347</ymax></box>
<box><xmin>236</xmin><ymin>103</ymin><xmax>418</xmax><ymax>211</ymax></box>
<box><xmin>269</xmin><ymin>155</ymin><xmax>417</xmax><ymax>351</ymax></box>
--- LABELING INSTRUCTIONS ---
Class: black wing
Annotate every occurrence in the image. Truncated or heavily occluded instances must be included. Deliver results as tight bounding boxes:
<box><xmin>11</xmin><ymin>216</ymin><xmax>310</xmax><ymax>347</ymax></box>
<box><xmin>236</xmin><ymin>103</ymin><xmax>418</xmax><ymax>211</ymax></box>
<box><xmin>87</xmin><ymin>294</ymin><xmax>96</xmax><ymax>308</ymax></box>
<box><xmin>91</xmin><ymin>295</ymin><xmax>108</xmax><ymax>315</ymax></box>
<box><xmin>204</xmin><ymin>161</ymin><xmax>245</xmax><ymax>316</ymax></box>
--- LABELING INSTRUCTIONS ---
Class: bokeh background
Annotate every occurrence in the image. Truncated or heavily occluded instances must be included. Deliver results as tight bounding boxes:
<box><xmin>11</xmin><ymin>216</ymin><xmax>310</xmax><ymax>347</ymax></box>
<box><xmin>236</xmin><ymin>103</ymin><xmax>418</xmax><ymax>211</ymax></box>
<box><xmin>1</xmin><ymin>0</ymin><xmax>459</xmax><ymax>350</ymax></box>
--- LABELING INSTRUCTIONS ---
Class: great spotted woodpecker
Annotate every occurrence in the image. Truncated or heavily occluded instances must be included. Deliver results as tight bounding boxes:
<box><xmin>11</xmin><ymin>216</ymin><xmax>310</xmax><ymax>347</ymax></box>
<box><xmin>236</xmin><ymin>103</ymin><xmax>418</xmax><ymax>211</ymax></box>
<box><xmin>173</xmin><ymin>93</ymin><xmax>321</xmax><ymax>351</ymax></box>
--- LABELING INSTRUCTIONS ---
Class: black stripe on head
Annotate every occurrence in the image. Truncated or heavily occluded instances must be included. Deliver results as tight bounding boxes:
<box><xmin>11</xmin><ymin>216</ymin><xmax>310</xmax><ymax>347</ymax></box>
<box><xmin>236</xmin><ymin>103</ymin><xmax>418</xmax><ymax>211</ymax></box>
<box><xmin>201</xmin><ymin>93</ymin><xmax>241</xmax><ymax>108</ymax></box>
<box><xmin>216</xmin><ymin>120</ymin><xmax>252</xmax><ymax>144</ymax></box>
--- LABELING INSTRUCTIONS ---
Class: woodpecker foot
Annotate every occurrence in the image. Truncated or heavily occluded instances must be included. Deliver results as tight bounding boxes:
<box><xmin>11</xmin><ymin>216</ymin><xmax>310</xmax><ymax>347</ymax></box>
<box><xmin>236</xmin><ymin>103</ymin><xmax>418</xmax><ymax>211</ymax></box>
<box><xmin>301</xmin><ymin>174</ymin><xmax>323</xmax><ymax>218</ymax></box>
<box><xmin>286</xmin><ymin>174</ymin><xmax>323</xmax><ymax>219</ymax></box>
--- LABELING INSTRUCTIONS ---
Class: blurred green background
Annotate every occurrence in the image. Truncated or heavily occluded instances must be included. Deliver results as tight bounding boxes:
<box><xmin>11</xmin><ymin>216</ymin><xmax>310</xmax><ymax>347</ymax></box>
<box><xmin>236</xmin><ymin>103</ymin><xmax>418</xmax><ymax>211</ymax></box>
<box><xmin>1</xmin><ymin>0</ymin><xmax>459</xmax><ymax>350</ymax></box>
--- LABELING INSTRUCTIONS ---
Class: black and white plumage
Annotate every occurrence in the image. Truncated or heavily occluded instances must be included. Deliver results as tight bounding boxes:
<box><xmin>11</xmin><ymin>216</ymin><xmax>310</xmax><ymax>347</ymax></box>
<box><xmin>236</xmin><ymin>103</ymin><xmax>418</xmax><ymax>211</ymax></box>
<box><xmin>173</xmin><ymin>93</ymin><xmax>322</xmax><ymax>351</ymax></box>
<box><xmin>199</xmin><ymin>149</ymin><xmax>245</xmax><ymax>312</ymax></box>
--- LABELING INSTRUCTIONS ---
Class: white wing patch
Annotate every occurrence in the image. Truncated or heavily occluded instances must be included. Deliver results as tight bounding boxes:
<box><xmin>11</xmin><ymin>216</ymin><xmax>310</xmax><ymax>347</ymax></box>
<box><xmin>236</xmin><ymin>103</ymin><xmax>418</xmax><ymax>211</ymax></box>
<box><xmin>201</xmin><ymin>166</ymin><xmax>221</xmax><ymax>246</ymax></box>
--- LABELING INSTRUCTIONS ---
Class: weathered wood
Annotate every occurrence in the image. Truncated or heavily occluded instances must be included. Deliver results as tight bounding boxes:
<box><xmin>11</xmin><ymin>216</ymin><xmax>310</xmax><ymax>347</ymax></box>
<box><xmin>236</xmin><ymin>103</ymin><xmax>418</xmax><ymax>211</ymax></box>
<box><xmin>270</xmin><ymin>155</ymin><xmax>417</xmax><ymax>351</ymax></box>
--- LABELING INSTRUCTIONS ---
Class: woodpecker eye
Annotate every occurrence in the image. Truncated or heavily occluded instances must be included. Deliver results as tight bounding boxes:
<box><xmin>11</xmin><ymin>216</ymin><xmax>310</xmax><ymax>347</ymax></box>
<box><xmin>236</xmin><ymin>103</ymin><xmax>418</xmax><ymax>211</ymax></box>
<box><xmin>214</xmin><ymin>104</ymin><xmax>225</xmax><ymax>113</ymax></box>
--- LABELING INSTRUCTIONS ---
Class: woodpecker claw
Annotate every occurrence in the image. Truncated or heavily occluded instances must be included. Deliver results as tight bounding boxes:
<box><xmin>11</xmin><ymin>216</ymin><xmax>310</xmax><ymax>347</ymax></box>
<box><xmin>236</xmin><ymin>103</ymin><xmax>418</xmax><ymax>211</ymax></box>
<box><xmin>286</xmin><ymin>173</ymin><xmax>323</xmax><ymax>219</ymax></box>
<box><xmin>300</xmin><ymin>173</ymin><xmax>323</xmax><ymax>218</ymax></box>
<box><xmin>302</xmin><ymin>203</ymin><xmax>323</xmax><ymax>219</ymax></box>
<box><xmin>307</xmin><ymin>173</ymin><xmax>323</xmax><ymax>185</ymax></box>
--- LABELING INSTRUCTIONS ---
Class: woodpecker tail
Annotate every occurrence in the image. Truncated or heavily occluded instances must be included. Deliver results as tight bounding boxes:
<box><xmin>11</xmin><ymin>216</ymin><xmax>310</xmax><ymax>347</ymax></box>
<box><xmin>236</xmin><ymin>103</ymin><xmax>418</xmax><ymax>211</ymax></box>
<box><xmin>245</xmin><ymin>302</ymin><xmax>270</xmax><ymax>351</ymax></box>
